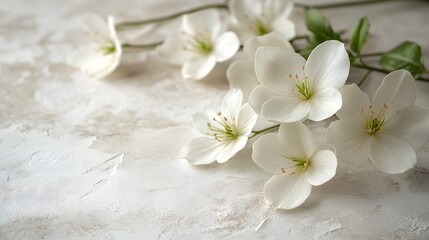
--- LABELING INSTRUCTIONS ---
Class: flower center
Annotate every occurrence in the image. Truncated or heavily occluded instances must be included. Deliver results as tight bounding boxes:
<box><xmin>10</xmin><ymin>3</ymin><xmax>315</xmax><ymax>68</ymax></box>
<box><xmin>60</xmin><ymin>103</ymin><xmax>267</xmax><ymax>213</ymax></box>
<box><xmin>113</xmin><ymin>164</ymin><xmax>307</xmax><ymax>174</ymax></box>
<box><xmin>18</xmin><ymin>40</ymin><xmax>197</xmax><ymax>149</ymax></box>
<box><xmin>206</xmin><ymin>112</ymin><xmax>239</xmax><ymax>142</ymax></box>
<box><xmin>254</xmin><ymin>18</ymin><xmax>270</xmax><ymax>35</ymax></box>
<box><xmin>366</xmin><ymin>118</ymin><xmax>384</xmax><ymax>135</ymax></box>
<box><xmin>365</xmin><ymin>104</ymin><xmax>390</xmax><ymax>136</ymax></box>
<box><xmin>289</xmin><ymin>66</ymin><xmax>313</xmax><ymax>100</ymax></box>
<box><xmin>281</xmin><ymin>156</ymin><xmax>310</xmax><ymax>175</ymax></box>
<box><xmin>97</xmin><ymin>42</ymin><xmax>116</xmax><ymax>56</ymax></box>
<box><xmin>183</xmin><ymin>30</ymin><xmax>213</xmax><ymax>54</ymax></box>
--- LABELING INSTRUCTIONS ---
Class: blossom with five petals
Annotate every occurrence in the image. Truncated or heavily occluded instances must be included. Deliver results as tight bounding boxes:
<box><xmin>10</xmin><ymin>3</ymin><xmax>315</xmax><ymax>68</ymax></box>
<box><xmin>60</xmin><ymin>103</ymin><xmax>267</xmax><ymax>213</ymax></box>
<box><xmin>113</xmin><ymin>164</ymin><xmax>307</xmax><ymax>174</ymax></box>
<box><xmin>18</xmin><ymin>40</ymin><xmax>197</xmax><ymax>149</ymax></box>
<box><xmin>70</xmin><ymin>13</ymin><xmax>122</xmax><ymax>79</ymax></box>
<box><xmin>181</xmin><ymin>89</ymin><xmax>258</xmax><ymax>165</ymax></box>
<box><xmin>327</xmin><ymin>70</ymin><xmax>429</xmax><ymax>174</ymax></box>
<box><xmin>252</xmin><ymin>121</ymin><xmax>337</xmax><ymax>210</ymax></box>
<box><xmin>227</xmin><ymin>31</ymin><xmax>294</xmax><ymax>102</ymax></box>
<box><xmin>156</xmin><ymin>10</ymin><xmax>239</xmax><ymax>80</ymax></box>
<box><xmin>228</xmin><ymin>0</ymin><xmax>295</xmax><ymax>43</ymax></box>
<box><xmin>249</xmin><ymin>40</ymin><xmax>350</xmax><ymax>122</ymax></box>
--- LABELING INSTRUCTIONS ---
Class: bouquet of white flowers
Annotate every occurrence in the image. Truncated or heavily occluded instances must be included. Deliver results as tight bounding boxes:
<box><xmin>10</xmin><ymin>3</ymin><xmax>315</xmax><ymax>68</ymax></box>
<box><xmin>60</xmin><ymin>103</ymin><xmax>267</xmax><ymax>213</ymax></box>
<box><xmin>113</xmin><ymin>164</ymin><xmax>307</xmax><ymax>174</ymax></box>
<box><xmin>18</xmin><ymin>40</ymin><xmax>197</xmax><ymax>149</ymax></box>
<box><xmin>72</xmin><ymin>0</ymin><xmax>429</xmax><ymax>210</ymax></box>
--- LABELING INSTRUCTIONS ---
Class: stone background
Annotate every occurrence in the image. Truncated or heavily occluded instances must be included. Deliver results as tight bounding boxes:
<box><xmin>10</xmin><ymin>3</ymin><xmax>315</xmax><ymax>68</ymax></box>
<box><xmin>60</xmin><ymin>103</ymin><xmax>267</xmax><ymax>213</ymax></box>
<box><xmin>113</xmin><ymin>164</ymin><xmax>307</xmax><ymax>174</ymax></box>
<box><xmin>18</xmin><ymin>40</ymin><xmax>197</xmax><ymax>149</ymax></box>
<box><xmin>1</xmin><ymin>0</ymin><xmax>429</xmax><ymax>239</ymax></box>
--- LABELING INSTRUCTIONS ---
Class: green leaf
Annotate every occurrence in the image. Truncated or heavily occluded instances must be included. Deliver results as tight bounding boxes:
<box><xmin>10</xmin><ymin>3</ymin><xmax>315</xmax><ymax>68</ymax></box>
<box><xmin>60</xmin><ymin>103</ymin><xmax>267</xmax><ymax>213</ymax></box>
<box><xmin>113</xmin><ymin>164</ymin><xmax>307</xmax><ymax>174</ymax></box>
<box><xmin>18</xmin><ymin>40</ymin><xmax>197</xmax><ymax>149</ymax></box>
<box><xmin>347</xmin><ymin>50</ymin><xmax>356</xmax><ymax>65</ymax></box>
<box><xmin>299</xmin><ymin>48</ymin><xmax>313</xmax><ymax>59</ymax></box>
<box><xmin>350</xmin><ymin>17</ymin><xmax>370</xmax><ymax>54</ymax></box>
<box><xmin>380</xmin><ymin>41</ymin><xmax>426</xmax><ymax>78</ymax></box>
<box><xmin>305</xmin><ymin>8</ymin><xmax>341</xmax><ymax>45</ymax></box>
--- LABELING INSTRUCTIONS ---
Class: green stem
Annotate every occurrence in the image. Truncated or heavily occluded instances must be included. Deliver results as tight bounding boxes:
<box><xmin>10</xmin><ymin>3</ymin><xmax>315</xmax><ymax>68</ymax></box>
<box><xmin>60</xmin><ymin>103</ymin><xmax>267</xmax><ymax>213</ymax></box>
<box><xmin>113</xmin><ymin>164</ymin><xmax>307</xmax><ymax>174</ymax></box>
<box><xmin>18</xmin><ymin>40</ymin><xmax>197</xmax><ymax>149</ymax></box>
<box><xmin>357</xmin><ymin>70</ymin><xmax>372</xmax><ymax>87</ymax></box>
<box><xmin>360</xmin><ymin>52</ymin><xmax>384</xmax><ymax>58</ymax></box>
<box><xmin>121</xmin><ymin>42</ymin><xmax>163</xmax><ymax>49</ymax></box>
<box><xmin>250</xmin><ymin>124</ymin><xmax>280</xmax><ymax>139</ymax></box>
<box><xmin>116</xmin><ymin>3</ymin><xmax>227</xmax><ymax>28</ymax></box>
<box><xmin>353</xmin><ymin>64</ymin><xmax>429</xmax><ymax>82</ymax></box>
<box><xmin>117</xmin><ymin>0</ymin><xmax>405</xmax><ymax>28</ymax></box>
<box><xmin>295</xmin><ymin>0</ymin><xmax>402</xmax><ymax>10</ymax></box>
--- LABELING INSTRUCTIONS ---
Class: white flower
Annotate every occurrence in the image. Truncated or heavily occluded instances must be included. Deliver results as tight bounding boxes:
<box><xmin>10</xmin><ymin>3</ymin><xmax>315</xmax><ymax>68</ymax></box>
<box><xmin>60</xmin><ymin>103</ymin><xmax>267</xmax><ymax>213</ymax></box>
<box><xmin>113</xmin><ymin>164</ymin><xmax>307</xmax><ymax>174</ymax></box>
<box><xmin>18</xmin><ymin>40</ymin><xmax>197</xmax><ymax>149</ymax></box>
<box><xmin>70</xmin><ymin>13</ymin><xmax>122</xmax><ymax>79</ymax></box>
<box><xmin>181</xmin><ymin>89</ymin><xmax>257</xmax><ymax>165</ymax></box>
<box><xmin>227</xmin><ymin>31</ymin><xmax>294</xmax><ymax>102</ymax></box>
<box><xmin>228</xmin><ymin>0</ymin><xmax>295</xmax><ymax>43</ymax></box>
<box><xmin>156</xmin><ymin>10</ymin><xmax>239</xmax><ymax>80</ymax></box>
<box><xmin>249</xmin><ymin>40</ymin><xmax>350</xmax><ymax>122</ymax></box>
<box><xmin>327</xmin><ymin>70</ymin><xmax>429</xmax><ymax>174</ymax></box>
<box><xmin>252</xmin><ymin>121</ymin><xmax>337</xmax><ymax>210</ymax></box>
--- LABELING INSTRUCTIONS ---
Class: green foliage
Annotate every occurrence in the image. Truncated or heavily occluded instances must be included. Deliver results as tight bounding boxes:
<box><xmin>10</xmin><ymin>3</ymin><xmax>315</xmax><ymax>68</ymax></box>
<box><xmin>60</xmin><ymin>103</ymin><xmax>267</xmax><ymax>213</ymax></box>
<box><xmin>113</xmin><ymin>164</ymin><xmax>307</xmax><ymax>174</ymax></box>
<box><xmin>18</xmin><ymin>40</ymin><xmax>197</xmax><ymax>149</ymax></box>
<box><xmin>301</xmin><ymin>8</ymin><xmax>341</xmax><ymax>59</ymax></box>
<box><xmin>305</xmin><ymin>8</ymin><xmax>341</xmax><ymax>43</ymax></box>
<box><xmin>350</xmin><ymin>17</ymin><xmax>370</xmax><ymax>54</ymax></box>
<box><xmin>380</xmin><ymin>41</ymin><xmax>426</xmax><ymax>78</ymax></box>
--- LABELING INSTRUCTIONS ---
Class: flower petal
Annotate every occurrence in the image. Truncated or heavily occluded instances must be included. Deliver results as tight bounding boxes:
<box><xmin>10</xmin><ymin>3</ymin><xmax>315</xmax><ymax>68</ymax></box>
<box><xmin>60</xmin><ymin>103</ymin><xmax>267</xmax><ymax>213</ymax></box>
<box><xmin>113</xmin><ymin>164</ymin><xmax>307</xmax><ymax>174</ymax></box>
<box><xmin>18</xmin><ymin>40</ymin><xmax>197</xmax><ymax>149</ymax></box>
<box><xmin>107</xmin><ymin>16</ymin><xmax>121</xmax><ymax>52</ymax></box>
<box><xmin>180</xmin><ymin>137</ymin><xmax>223</xmax><ymax>165</ymax></box>
<box><xmin>308</xmin><ymin>87</ymin><xmax>342</xmax><ymax>121</ymax></box>
<box><xmin>82</xmin><ymin>13</ymin><xmax>111</xmax><ymax>40</ymax></box>
<box><xmin>237</xmin><ymin>103</ymin><xmax>258</xmax><ymax>135</ymax></box>
<box><xmin>261</xmin><ymin>97</ymin><xmax>311</xmax><ymax>123</ymax></box>
<box><xmin>264</xmin><ymin>174</ymin><xmax>312</xmax><ymax>210</ymax></box>
<box><xmin>278</xmin><ymin>121</ymin><xmax>317</xmax><ymax>158</ymax></box>
<box><xmin>372</xmin><ymin>70</ymin><xmax>416</xmax><ymax>115</ymax></box>
<box><xmin>383</xmin><ymin>105</ymin><xmax>429</xmax><ymax>149</ymax></box>
<box><xmin>229</xmin><ymin>23</ymin><xmax>256</xmax><ymax>44</ymax></box>
<box><xmin>271</xmin><ymin>19</ymin><xmax>296</xmax><ymax>40</ymax></box>
<box><xmin>69</xmin><ymin>44</ymin><xmax>97</xmax><ymax>67</ymax></box>
<box><xmin>227</xmin><ymin>59</ymin><xmax>260</xmax><ymax>101</ymax></box>
<box><xmin>229</xmin><ymin>0</ymin><xmax>262</xmax><ymax>24</ymax></box>
<box><xmin>192</xmin><ymin>112</ymin><xmax>211</xmax><ymax>135</ymax></box>
<box><xmin>248</xmin><ymin>85</ymin><xmax>276</xmax><ymax>115</ymax></box>
<box><xmin>182</xmin><ymin>10</ymin><xmax>222</xmax><ymax>38</ymax></box>
<box><xmin>182</xmin><ymin>55</ymin><xmax>217</xmax><ymax>80</ymax></box>
<box><xmin>262</xmin><ymin>0</ymin><xmax>293</xmax><ymax>20</ymax></box>
<box><xmin>326</xmin><ymin>120</ymin><xmax>370</xmax><ymax>163</ymax></box>
<box><xmin>369</xmin><ymin>134</ymin><xmax>416</xmax><ymax>174</ymax></box>
<box><xmin>216</xmin><ymin>136</ymin><xmax>248</xmax><ymax>163</ymax></box>
<box><xmin>81</xmin><ymin>54</ymin><xmax>120</xmax><ymax>79</ymax></box>
<box><xmin>252</xmin><ymin>133</ymin><xmax>295</xmax><ymax>174</ymax></box>
<box><xmin>255</xmin><ymin>46</ymin><xmax>306</xmax><ymax>95</ymax></box>
<box><xmin>221</xmin><ymin>88</ymin><xmax>243</xmax><ymax>120</ymax></box>
<box><xmin>305</xmin><ymin>150</ymin><xmax>337</xmax><ymax>186</ymax></box>
<box><xmin>156</xmin><ymin>35</ymin><xmax>193</xmax><ymax>65</ymax></box>
<box><xmin>305</xmin><ymin>40</ymin><xmax>350</xmax><ymax>90</ymax></box>
<box><xmin>243</xmin><ymin>31</ymin><xmax>294</xmax><ymax>57</ymax></box>
<box><xmin>213</xmin><ymin>32</ymin><xmax>240</xmax><ymax>62</ymax></box>
<box><xmin>336</xmin><ymin>84</ymin><xmax>371</xmax><ymax>125</ymax></box>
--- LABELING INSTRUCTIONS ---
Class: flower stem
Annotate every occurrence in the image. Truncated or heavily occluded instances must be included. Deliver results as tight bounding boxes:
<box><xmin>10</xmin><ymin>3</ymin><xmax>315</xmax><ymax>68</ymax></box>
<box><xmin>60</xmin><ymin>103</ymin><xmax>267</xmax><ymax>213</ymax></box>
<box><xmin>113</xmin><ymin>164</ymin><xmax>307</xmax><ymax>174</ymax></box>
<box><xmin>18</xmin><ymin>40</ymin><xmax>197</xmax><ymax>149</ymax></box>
<box><xmin>117</xmin><ymin>0</ymin><xmax>405</xmax><ymax>28</ymax></box>
<box><xmin>250</xmin><ymin>124</ymin><xmax>280</xmax><ymax>139</ymax></box>
<box><xmin>295</xmin><ymin>0</ymin><xmax>402</xmax><ymax>10</ymax></box>
<box><xmin>116</xmin><ymin>3</ymin><xmax>227</xmax><ymax>28</ymax></box>
<box><xmin>121</xmin><ymin>42</ymin><xmax>163</xmax><ymax>49</ymax></box>
<box><xmin>357</xmin><ymin>70</ymin><xmax>372</xmax><ymax>87</ymax></box>
<box><xmin>353</xmin><ymin>63</ymin><xmax>429</xmax><ymax>82</ymax></box>
<box><xmin>360</xmin><ymin>52</ymin><xmax>384</xmax><ymax>58</ymax></box>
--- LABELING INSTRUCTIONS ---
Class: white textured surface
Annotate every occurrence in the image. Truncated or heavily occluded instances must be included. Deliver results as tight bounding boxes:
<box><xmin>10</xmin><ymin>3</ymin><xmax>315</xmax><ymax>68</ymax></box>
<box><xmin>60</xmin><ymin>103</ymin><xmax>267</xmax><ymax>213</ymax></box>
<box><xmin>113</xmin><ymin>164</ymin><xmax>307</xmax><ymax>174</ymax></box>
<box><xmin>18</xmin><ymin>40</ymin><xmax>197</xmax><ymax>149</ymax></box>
<box><xmin>1</xmin><ymin>0</ymin><xmax>429</xmax><ymax>239</ymax></box>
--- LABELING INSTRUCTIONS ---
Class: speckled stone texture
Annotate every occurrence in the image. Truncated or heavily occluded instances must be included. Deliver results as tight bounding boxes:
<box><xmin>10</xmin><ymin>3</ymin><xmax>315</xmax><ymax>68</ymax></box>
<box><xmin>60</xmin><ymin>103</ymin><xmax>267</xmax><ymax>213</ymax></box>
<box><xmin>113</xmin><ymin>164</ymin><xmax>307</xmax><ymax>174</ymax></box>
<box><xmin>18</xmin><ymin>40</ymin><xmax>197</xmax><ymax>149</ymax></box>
<box><xmin>1</xmin><ymin>0</ymin><xmax>429</xmax><ymax>239</ymax></box>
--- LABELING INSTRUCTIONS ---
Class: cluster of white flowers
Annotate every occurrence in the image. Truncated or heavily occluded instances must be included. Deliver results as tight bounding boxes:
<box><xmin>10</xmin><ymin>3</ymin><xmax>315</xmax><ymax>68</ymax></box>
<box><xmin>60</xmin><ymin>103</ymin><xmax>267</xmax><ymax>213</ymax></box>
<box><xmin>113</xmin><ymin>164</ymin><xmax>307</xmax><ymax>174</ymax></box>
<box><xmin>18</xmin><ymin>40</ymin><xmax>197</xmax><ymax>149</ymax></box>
<box><xmin>71</xmin><ymin>0</ymin><xmax>429</xmax><ymax>210</ymax></box>
<box><xmin>180</xmin><ymin>32</ymin><xmax>429</xmax><ymax>210</ymax></box>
